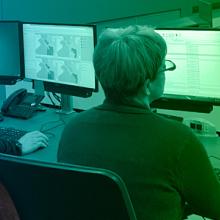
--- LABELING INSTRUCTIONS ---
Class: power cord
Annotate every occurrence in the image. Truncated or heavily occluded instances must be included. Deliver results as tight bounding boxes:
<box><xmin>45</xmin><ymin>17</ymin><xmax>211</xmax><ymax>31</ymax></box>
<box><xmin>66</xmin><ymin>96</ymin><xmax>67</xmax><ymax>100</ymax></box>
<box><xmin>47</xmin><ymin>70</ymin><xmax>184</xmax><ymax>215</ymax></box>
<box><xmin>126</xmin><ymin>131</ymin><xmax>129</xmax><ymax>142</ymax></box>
<box><xmin>46</xmin><ymin>92</ymin><xmax>56</xmax><ymax>107</ymax></box>
<box><xmin>40</xmin><ymin>118</ymin><xmax>66</xmax><ymax>133</ymax></box>
<box><xmin>52</xmin><ymin>92</ymin><xmax>61</xmax><ymax>103</ymax></box>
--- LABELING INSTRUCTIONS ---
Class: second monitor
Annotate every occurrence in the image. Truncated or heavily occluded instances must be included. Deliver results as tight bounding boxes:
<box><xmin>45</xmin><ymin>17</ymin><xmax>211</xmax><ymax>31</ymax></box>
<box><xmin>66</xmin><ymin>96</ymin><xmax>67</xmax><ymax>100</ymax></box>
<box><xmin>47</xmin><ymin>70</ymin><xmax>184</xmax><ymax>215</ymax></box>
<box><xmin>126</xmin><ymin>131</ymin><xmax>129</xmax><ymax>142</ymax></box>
<box><xmin>153</xmin><ymin>28</ymin><xmax>220</xmax><ymax>112</ymax></box>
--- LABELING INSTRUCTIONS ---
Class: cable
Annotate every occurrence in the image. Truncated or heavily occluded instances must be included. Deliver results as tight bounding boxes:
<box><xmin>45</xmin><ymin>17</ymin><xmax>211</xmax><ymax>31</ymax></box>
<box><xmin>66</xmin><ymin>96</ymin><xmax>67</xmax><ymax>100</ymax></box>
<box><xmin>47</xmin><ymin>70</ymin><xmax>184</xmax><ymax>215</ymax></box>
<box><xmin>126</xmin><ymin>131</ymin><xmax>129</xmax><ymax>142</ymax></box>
<box><xmin>52</xmin><ymin>92</ymin><xmax>61</xmax><ymax>103</ymax></box>
<box><xmin>46</xmin><ymin>92</ymin><xmax>56</xmax><ymax>107</ymax></box>
<box><xmin>40</xmin><ymin>119</ymin><xmax>66</xmax><ymax>133</ymax></box>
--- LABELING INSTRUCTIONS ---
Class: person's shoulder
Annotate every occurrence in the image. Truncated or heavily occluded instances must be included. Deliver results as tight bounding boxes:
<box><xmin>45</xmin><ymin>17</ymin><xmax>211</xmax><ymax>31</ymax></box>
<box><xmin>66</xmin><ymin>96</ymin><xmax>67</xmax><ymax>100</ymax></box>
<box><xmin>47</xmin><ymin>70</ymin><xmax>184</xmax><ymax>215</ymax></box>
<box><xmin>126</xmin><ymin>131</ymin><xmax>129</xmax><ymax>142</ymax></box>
<box><xmin>152</xmin><ymin>112</ymin><xmax>192</xmax><ymax>134</ymax></box>
<box><xmin>152</xmin><ymin>113</ymin><xmax>205</xmax><ymax>158</ymax></box>
<box><xmin>151</xmin><ymin>112</ymin><xmax>200</xmax><ymax>148</ymax></box>
<box><xmin>68</xmin><ymin>107</ymin><xmax>99</xmax><ymax>123</ymax></box>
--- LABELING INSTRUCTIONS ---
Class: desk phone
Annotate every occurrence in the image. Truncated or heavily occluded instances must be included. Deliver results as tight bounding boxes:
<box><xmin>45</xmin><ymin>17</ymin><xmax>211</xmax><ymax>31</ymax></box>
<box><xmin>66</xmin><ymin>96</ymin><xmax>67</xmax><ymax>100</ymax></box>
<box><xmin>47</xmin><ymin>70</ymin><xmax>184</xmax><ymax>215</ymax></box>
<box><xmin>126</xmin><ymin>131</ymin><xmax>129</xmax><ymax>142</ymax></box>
<box><xmin>1</xmin><ymin>89</ymin><xmax>44</xmax><ymax>119</ymax></box>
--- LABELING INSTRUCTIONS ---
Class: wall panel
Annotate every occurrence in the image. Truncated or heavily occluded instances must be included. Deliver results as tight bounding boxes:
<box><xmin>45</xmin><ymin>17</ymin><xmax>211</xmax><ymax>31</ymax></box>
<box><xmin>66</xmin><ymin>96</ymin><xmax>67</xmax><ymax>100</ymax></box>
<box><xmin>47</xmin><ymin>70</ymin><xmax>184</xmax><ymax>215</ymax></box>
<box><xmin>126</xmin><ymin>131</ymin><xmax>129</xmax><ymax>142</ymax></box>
<box><xmin>2</xmin><ymin>0</ymin><xmax>196</xmax><ymax>24</ymax></box>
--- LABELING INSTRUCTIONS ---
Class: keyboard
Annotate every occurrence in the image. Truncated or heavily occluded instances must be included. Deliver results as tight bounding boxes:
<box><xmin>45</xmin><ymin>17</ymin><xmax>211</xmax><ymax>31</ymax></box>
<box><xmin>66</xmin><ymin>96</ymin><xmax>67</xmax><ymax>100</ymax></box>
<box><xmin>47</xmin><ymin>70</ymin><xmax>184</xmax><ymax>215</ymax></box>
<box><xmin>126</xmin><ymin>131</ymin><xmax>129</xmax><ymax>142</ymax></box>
<box><xmin>0</xmin><ymin>127</ymin><xmax>27</xmax><ymax>142</ymax></box>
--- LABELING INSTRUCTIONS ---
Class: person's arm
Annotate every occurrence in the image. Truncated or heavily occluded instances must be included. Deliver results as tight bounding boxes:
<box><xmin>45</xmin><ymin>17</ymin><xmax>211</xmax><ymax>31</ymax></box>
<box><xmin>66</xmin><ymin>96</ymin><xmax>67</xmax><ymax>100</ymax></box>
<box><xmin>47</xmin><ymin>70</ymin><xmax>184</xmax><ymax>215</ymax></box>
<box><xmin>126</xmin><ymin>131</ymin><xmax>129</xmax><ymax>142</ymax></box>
<box><xmin>0</xmin><ymin>139</ymin><xmax>20</xmax><ymax>155</ymax></box>
<box><xmin>0</xmin><ymin>131</ymin><xmax>48</xmax><ymax>156</ymax></box>
<box><xmin>178</xmin><ymin>132</ymin><xmax>220</xmax><ymax>219</ymax></box>
<box><xmin>17</xmin><ymin>131</ymin><xmax>48</xmax><ymax>155</ymax></box>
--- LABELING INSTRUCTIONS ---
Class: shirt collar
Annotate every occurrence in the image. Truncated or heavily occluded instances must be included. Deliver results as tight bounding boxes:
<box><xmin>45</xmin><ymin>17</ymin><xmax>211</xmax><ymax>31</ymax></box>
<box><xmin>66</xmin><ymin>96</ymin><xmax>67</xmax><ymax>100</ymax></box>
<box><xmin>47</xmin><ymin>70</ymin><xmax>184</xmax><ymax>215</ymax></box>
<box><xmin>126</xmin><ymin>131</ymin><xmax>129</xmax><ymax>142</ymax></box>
<box><xmin>95</xmin><ymin>99</ymin><xmax>153</xmax><ymax>115</ymax></box>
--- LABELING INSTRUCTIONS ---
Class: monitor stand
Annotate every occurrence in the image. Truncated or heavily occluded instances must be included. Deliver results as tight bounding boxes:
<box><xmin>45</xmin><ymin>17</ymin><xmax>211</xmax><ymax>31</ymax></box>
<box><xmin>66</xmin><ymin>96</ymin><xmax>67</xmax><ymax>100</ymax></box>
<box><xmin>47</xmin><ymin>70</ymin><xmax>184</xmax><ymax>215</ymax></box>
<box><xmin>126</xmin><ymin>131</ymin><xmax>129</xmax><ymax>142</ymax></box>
<box><xmin>0</xmin><ymin>85</ymin><xmax>6</xmax><ymax>108</ymax></box>
<box><xmin>56</xmin><ymin>94</ymin><xmax>74</xmax><ymax>115</ymax></box>
<box><xmin>34</xmin><ymin>80</ymin><xmax>74</xmax><ymax>114</ymax></box>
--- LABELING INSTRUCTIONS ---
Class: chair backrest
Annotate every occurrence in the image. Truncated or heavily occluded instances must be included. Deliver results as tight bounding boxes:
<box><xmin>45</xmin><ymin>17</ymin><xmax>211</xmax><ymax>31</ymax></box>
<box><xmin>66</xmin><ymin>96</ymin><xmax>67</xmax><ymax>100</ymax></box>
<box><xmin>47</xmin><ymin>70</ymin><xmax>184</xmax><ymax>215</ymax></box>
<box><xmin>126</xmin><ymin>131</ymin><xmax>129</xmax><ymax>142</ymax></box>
<box><xmin>0</xmin><ymin>153</ymin><xmax>137</xmax><ymax>220</ymax></box>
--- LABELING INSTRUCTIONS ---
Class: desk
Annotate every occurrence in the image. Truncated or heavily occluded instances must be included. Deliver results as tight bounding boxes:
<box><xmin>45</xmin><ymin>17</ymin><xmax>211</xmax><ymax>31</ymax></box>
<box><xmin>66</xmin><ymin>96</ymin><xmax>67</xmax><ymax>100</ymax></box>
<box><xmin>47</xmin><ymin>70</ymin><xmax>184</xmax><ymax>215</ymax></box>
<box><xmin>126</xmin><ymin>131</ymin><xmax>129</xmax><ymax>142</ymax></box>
<box><xmin>0</xmin><ymin>108</ymin><xmax>75</xmax><ymax>162</ymax></box>
<box><xmin>1</xmin><ymin>109</ymin><xmax>220</xmax><ymax>162</ymax></box>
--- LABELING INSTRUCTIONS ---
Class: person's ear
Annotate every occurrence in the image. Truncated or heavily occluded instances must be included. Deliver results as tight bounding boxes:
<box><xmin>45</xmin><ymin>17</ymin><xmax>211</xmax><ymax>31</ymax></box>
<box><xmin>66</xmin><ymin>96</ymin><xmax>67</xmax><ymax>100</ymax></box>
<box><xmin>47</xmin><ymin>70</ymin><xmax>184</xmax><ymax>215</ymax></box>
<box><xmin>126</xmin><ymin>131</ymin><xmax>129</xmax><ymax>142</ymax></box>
<box><xmin>144</xmin><ymin>78</ymin><xmax>151</xmax><ymax>96</ymax></box>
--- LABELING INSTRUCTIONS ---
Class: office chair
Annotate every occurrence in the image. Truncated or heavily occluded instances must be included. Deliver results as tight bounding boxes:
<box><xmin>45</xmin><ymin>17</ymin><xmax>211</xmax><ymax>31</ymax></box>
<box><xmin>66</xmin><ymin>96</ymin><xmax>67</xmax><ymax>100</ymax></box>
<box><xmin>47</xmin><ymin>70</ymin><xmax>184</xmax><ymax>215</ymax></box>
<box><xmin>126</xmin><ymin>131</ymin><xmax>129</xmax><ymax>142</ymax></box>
<box><xmin>0</xmin><ymin>153</ymin><xmax>137</xmax><ymax>220</ymax></box>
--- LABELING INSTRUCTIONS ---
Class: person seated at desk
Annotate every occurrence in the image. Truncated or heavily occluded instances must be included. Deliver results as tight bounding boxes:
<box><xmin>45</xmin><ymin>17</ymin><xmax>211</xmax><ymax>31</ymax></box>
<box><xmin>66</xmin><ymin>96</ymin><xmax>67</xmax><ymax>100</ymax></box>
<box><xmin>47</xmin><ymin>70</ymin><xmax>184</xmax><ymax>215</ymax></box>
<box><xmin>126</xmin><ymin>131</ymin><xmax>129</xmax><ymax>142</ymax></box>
<box><xmin>0</xmin><ymin>131</ymin><xmax>48</xmax><ymax>156</ymax></box>
<box><xmin>57</xmin><ymin>25</ymin><xmax>220</xmax><ymax>220</ymax></box>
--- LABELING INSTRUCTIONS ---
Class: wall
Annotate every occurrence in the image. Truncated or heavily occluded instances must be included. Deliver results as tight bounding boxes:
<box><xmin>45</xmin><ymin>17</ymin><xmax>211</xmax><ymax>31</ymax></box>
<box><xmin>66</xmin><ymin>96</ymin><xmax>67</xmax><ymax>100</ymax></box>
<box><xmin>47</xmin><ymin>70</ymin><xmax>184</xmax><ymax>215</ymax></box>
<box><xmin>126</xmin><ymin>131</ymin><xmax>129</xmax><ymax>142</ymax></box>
<box><xmin>1</xmin><ymin>0</ymin><xmax>196</xmax><ymax>24</ymax></box>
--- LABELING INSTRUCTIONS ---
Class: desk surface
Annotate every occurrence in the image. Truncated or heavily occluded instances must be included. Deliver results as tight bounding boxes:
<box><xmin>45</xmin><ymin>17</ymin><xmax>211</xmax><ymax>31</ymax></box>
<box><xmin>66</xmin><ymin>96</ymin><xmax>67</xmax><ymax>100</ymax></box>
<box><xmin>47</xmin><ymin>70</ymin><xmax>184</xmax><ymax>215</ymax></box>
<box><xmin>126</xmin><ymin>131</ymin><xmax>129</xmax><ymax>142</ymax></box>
<box><xmin>0</xmin><ymin>109</ymin><xmax>220</xmax><ymax>164</ymax></box>
<box><xmin>0</xmin><ymin>108</ymin><xmax>75</xmax><ymax>162</ymax></box>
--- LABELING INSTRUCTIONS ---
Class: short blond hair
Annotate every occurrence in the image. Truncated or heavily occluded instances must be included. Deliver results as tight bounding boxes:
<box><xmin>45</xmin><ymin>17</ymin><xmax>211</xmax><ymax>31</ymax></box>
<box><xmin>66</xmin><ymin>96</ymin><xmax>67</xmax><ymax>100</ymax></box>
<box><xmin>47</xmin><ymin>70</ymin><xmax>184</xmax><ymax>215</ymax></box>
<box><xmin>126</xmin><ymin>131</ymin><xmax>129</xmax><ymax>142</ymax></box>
<box><xmin>93</xmin><ymin>25</ymin><xmax>167</xmax><ymax>102</ymax></box>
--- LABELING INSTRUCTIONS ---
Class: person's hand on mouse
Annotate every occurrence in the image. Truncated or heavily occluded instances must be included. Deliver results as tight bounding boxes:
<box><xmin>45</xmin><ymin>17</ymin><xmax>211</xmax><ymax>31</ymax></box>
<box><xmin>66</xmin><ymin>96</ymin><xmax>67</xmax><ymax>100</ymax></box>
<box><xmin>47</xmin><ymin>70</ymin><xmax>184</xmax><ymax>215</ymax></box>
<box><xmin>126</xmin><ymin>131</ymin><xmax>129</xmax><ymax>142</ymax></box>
<box><xmin>18</xmin><ymin>131</ymin><xmax>49</xmax><ymax>155</ymax></box>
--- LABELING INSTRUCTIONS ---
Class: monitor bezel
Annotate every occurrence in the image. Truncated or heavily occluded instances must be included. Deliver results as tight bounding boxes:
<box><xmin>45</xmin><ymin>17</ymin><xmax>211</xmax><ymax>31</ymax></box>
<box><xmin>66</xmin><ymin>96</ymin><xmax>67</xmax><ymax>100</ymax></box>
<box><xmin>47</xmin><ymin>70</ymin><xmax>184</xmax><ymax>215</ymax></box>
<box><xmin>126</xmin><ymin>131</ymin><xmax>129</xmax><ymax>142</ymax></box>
<box><xmin>155</xmin><ymin>27</ymin><xmax>220</xmax><ymax>106</ymax></box>
<box><xmin>22</xmin><ymin>22</ymin><xmax>98</xmax><ymax>97</ymax></box>
<box><xmin>0</xmin><ymin>20</ymin><xmax>24</xmax><ymax>85</ymax></box>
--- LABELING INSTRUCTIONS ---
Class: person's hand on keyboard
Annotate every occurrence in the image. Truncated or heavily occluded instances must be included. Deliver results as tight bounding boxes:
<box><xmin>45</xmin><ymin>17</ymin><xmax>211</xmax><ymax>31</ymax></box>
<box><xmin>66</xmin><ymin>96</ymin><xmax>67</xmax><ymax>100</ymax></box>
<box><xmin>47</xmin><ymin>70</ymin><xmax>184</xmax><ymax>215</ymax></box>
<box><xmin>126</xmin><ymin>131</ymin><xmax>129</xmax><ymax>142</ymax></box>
<box><xmin>18</xmin><ymin>131</ymin><xmax>49</xmax><ymax>155</ymax></box>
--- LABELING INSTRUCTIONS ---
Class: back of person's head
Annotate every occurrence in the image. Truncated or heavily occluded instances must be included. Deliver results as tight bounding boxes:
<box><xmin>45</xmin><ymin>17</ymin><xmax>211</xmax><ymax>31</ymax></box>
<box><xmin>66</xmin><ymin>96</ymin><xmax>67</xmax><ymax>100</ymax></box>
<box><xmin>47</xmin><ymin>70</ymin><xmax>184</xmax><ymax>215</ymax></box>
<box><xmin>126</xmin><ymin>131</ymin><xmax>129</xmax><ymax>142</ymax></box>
<box><xmin>93</xmin><ymin>25</ymin><xmax>167</xmax><ymax>103</ymax></box>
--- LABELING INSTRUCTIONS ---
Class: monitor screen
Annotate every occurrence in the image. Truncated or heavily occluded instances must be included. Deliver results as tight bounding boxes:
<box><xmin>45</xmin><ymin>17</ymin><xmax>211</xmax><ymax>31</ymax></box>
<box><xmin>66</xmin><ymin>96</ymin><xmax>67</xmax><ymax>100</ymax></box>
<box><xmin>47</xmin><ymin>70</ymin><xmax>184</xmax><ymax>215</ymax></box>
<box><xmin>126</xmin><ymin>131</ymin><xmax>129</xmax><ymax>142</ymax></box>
<box><xmin>155</xmin><ymin>28</ymin><xmax>220</xmax><ymax>105</ymax></box>
<box><xmin>0</xmin><ymin>21</ymin><xmax>24</xmax><ymax>85</ymax></box>
<box><xmin>23</xmin><ymin>23</ymin><xmax>97</xmax><ymax>97</ymax></box>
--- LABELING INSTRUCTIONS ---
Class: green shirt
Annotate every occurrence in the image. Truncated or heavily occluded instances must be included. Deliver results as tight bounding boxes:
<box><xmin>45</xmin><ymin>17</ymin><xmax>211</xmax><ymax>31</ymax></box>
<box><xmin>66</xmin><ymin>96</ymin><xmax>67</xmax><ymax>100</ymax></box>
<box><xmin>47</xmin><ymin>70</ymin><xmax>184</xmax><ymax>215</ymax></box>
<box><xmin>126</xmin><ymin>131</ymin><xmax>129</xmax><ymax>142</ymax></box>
<box><xmin>58</xmin><ymin>100</ymin><xmax>220</xmax><ymax>220</ymax></box>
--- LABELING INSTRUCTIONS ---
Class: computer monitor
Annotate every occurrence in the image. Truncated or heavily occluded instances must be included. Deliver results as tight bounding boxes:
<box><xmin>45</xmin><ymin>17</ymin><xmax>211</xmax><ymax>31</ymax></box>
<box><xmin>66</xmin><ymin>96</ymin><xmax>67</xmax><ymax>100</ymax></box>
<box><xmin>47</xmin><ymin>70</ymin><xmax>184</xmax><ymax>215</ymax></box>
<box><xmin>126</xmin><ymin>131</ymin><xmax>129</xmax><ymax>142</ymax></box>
<box><xmin>152</xmin><ymin>29</ymin><xmax>220</xmax><ymax>111</ymax></box>
<box><xmin>0</xmin><ymin>21</ymin><xmax>24</xmax><ymax>85</ymax></box>
<box><xmin>153</xmin><ymin>28</ymin><xmax>220</xmax><ymax>112</ymax></box>
<box><xmin>22</xmin><ymin>22</ymin><xmax>97</xmax><ymax>112</ymax></box>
